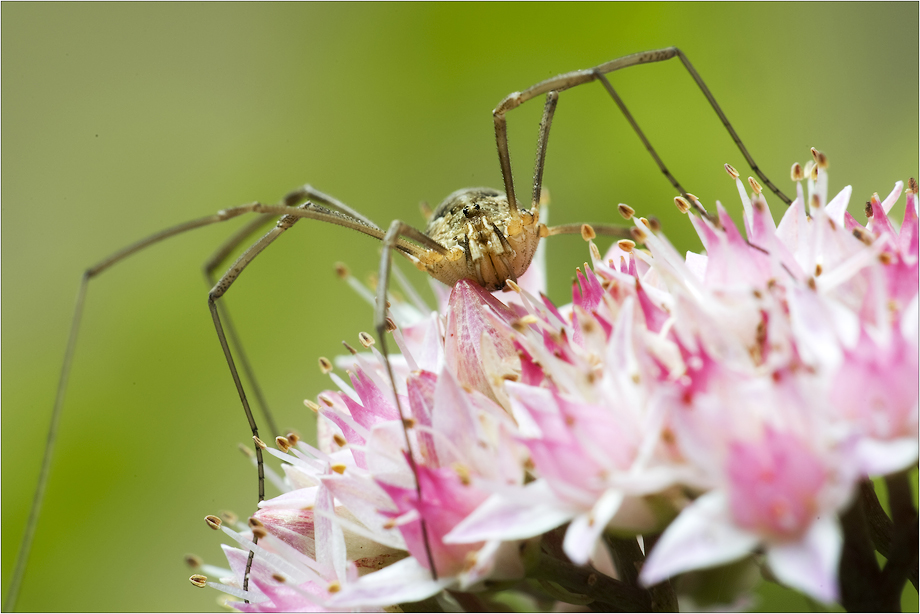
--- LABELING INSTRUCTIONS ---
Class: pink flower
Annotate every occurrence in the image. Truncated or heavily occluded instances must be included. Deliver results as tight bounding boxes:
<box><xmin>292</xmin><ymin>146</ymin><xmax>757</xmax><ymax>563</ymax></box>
<box><xmin>195</xmin><ymin>155</ymin><xmax>918</xmax><ymax>611</ymax></box>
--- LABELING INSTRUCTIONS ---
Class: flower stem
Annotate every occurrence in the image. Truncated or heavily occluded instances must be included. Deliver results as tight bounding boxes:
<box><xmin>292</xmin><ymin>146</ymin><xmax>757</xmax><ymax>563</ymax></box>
<box><xmin>839</xmin><ymin>481</ymin><xmax>900</xmax><ymax>611</ymax></box>
<box><xmin>529</xmin><ymin>551</ymin><xmax>651</xmax><ymax>611</ymax></box>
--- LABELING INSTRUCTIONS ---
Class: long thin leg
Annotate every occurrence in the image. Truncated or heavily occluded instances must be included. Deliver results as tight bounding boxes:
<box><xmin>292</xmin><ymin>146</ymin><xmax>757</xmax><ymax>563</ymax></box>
<box><xmin>207</xmin><ymin>203</ymin><xmax>319</xmax><ymax>596</ymax></box>
<box><xmin>531</xmin><ymin>90</ymin><xmax>559</xmax><ymax>210</ymax></box>
<box><xmin>375</xmin><ymin>219</ymin><xmax>439</xmax><ymax>579</ymax></box>
<box><xmin>3</xmin><ymin>193</ymin><xmax>425</xmax><ymax>612</ymax></box>
<box><xmin>204</xmin><ymin>215</ymin><xmax>281</xmax><ymax>438</ymax></box>
<box><xmin>493</xmin><ymin>46</ymin><xmax>792</xmax><ymax>214</ymax></box>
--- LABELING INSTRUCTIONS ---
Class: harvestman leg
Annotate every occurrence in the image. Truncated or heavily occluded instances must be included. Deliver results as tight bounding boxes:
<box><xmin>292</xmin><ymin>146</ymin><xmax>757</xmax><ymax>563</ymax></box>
<box><xmin>201</xmin><ymin>186</ymin><xmax>384</xmax><ymax>439</ymax></box>
<box><xmin>3</xmin><ymin>195</ymin><xmax>415</xmax><ymax>611</ymax></box>
<box><xmin>494</xmin><ymin>46</ymin><xmax>792</xmax><ymax>219</ymax></box>
<box><xmin>527</xmin><ymin>88</ymin><xmax>634</xmax><ymax>241</ymax></box>
<box><xmin>374</xmin><ymin>220</ymin><xmax>446</xmax><ymax>580</ymax></box>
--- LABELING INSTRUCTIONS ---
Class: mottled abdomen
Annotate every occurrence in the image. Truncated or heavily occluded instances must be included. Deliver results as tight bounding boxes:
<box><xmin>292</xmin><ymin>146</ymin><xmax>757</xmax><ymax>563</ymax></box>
<box><xmin>422</xmin><ymin>187</ymin><xmax>541</xmax><ymax>291</ymax></box>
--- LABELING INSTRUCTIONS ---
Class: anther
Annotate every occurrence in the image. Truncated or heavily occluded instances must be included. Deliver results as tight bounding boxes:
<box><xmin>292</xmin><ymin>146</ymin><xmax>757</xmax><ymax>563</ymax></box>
<box><xmin>327</xmin><ymin>582</ymin><xmax>341</xmax><ymax>594</ymax></box>
<box><xmin>617</xmin><ymin>239</ymin><xmax>636</xmax><ymax>253</ymax></box>
<box><xmin>511</xmin><ymin>314</ymin><xmax>539</xmax><ymax>332</ymax></box>
<box><xmin>272</xmin><ymin>573</ymin><xmax>286</xmax><ymax>584</ymax></box>
<box><xmin>384</xmin><ymin>317</ymin><xmax>398</xmax><ymax>333</ymax></box>
<box><xmin>748</xmin><ymin>177</ymin><xmax>763</xmax><ymax>195</ymax></box>
<box><xmin>238</xmin><ymin>443</ymin><xmax>254</xmax><ymax>458</ymax></box>
<box><xmin>252</xmin><ymin>436</ymin><xmax>267</xmax><ymax>450</ymax></box>
<box><xmin>332</xmin><ymin>433</ymin><xmax>347</xmax><ymax>447</ymax></box>
<box><xmin>617</xmin><ymin>204</ymin><xmax>635</xmax><ymax>220</ymax></box>
<box><xmin>648</xmin><ymin>216</ymin><xmax>661</xmax><ymax>231</ymax></box>
<box><xmin>809</xmin><ymin>162</ymin><xmax>819</xmax><ymax>181</ymax></box>
<box><xmin>865</xmin><ymin>201</ymin><xmax>873</xmax><ymax>218</ymax></box>
<box><xmin>358</xmin><ymin>332</ymin><xmax>375</xmax><ymax>348</ymax></box>
<box><xmin>581</xmin><ymin>224</ymin><xmax>596</xmax><ymax>241</ymax></box>
<box><xmin>318</xmin><ymin>394</ymin><xmax>335</xmax><ymax>407</ymax></box>
<box><xmin>318</xmin><ymin>356</ymin><xmax>333</xmax><ymax>374</ymax></box>
<box><xmin>189</xmin><ymin>574</ymin><xmax>208</xmax><ymax>588</ymax></box>
<box><xmin>185</xmin><ymin>554</ymin><xmax>202</xmax><ymax>569</ymax></box>
<box><xmin>220</xmin><ymin>510</ymin><xmax>238</xmax><ymax>525</ymax></box>
<box><xmin>811</xmin><ymin>147</ymin><xmax>829</xmax><ymax>169</ymax></box>
<box><xmin>815</xmin><ymin>263</ymin><xmax>823</xmax><ymax>277</ymax></box>
<box><xmin>276</xmin><ymin>436</ymin><xmax>291</xmax><ymax>452</ymax></box>
<box><xmin>639</xmin><ymin>217</ymin><xmax>651</xmax><ymax>228</ymax></box>
<box><xmin>630</xmin><ymin>227</ymin><xmax>648</xmax><ymax>243</ymax></box>
<box><xmin>724</xmin><ymin>163</ymin><xmax>740</xmax><ymax>179</ymax></box>
<box><xmin>304</xmin><ymin>399</ymin><xmax>321</xmax><ymax>413</ymax></box>
<box><xmin>674</xmin><ymin>196</ymin><xmax>691</xmax><ymax>214</ymax></box>
<box><xmin>909</xmin><ymin>178</ymin><xmax>918</xmax><ymax>194</ymax></box>
<box><xmin>589</xmin><ymin>243</ymin><xmax>601</xmax><ymax>261</ymax></box>
<box><xmin>334</xmin><ymin>262</ymin><xmax>349</xmax><ymax>279</ymax></box>
<box><xmin>286</xmin><ymin>432</ymin><xmax>299</xmax><ymax>446</ymax></box>
<box><xmin>205</xmin><ymin>515</ymin><xmax>222</xmax><ymax>530</ymax></box>
<box><xmin>342</xmin><ymin>341</ymin><xmax>357</xmax><ymax>355</ymax></box>
<box><xmin>852</xmin><ymin>227</ymin><xmax>874</xmax><ymax>245</ymax></box>
<box><xmin>504</xmin><ymin>279</ymin><xmax>522</xmax><ymax>293</ymax></box>
<box><xmin>791</xmin><ymin>162</ymin><xmax>804</xmax><ymax>182</ymax></box>
<box><xmin>248</xmin><ymin>517</ymin><xmax>264</xmax><ymax>529</ymax></box>
<box><xmin>251</xmin><ymin>525</ymin><xmax>268</xmax><ymax>540</ymax></box>
<box><xmin>331</xmin><ymin>464</ymin><xmax>347</xmax><ymax>474</ymax></box>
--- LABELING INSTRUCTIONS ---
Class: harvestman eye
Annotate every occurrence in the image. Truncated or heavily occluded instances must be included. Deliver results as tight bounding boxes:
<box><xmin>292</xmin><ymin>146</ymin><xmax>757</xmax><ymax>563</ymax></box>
<box><xmin>4</xmin><ymin>46</ymin><xmax>791</xmax><ymax>609</ymax></box>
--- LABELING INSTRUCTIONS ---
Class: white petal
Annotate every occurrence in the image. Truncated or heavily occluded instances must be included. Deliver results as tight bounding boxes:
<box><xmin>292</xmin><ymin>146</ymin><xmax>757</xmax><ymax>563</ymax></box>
<box><xmin>766</xmin><ymin>516</ymin><xmax>842</xmax><ymax>603</ymax></box>
<box><xmin>328</xmin><ymin>556</ymin><xmax>453</xmax><ymax>607</ymax></box>
<box><xmin>855</xmin><ymin>437</ymin><xmax>919</xmax><ymax>477</ymax></box>
<box><xmin>563</xmin><ymin>489</ymin><xmax>624</xmax><ymax>565</ymax></box>
<box><xmin>639</xmin><ymin>491</ymin><xmax>758</xmax><ymax>586</ymax></box>
<box><xmin>444</xmin><ymin>480</ymin><xmax>573</xmax><ymax>543</ymax></box>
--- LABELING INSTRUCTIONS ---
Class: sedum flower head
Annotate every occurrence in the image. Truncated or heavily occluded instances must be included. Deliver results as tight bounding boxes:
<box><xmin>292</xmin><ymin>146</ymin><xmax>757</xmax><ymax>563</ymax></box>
<box><xmin>194</xmin><ymin>156</ymin><xmax>918</xmax><ymax>611</ymax></box>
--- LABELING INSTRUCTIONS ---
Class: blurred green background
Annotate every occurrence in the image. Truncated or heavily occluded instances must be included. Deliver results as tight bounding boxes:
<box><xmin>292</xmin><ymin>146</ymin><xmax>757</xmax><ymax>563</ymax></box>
<box><xmin>2</xmin><ymin>3</ymin><xmax>917</xmax><ymax>612</ymax></box>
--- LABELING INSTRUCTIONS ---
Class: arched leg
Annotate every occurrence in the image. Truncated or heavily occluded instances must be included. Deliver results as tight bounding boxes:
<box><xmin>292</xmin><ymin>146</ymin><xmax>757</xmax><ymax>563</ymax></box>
<box><xmin>493</xmin><ymin>47</ymin><xmax>792</xmax><ymax>216</ymax></box>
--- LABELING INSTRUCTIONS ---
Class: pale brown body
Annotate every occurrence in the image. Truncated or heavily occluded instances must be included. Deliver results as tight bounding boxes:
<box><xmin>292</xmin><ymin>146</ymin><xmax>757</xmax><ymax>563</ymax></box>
<box><xmin>418</xmin><ymin>188</ymin><xmax>542</xmax><ymax>291</ymax></box>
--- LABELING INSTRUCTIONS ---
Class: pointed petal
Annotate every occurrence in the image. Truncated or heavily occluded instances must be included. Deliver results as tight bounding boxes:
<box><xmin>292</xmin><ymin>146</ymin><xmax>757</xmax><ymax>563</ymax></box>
<box><xmin>640</xmin><ymin>492</ymin><xmax>758</xmax><ymax>586</ymax></box>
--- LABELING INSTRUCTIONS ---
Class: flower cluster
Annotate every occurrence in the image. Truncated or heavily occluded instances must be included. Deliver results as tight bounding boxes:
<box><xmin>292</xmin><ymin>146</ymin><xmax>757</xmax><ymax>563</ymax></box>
<box><xmin>192</xmin><ymin>154</ymin><xmax>918</xmax><ymax>611</ymax></box>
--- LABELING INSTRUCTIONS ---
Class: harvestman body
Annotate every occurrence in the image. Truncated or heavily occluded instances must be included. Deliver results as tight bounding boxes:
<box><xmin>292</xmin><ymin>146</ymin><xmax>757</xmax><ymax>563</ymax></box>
<box><xmin>5</xmin><ymin>47</ymin><xmax>791</xmax><ymax>608</ymax></box>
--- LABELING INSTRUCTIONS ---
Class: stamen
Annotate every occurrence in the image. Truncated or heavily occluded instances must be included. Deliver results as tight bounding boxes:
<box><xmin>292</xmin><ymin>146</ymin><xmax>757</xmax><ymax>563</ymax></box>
<box><xmin>791</xmin><ymin>162</ymin><xmax>804</xmax><ymax>182</ymax></box>
<box><xmin>358</xmin><ymin>331</ymin><xmax>375</xmax><ymax>348</ymax></box>
<box><xmin>219</xmin><ymin>511</ymin><xmax>238</xmax><ymax>526</ymax></box>
<box><xmin>318</xmin><ymin>356</ymin><xmax>333</xmax><ymax>374</ymax></box>
<box><xmin>811</xmin><ymin>147</ymin><xmax>829</xmax><ymax>169</ymax></box>
<box><xmin>504</xmin><ymin>279</ymin><xmax>522</xmax><ymax>293</ymax></box>
<box><xmin>286</xmin><ymin>432</ymin><xmax>300</xmax><ymax>445</ymax></box>
<box><xmin>332</xmin><ymin>433</ymin><xmax>347</xmax><ymax>447</ymax></box>
<box><xmin>253</xmin><ymin>436</ymin><xmax>268</xmax><ymax>450</ymax></box>
<box><xmin>276</xmin><ymin>436</ymin><xmax>292</xmax><ymax>453</ymax></box>
<box><xmin>617</xmin><ymin>204</ymin><xmax>635</xmax><ymax>220</ymax></box>
<box><xmin>748</xmin><ymin>177</ymin><xmax>763</xmax><ymax>195</ymax></box>
<box><xmin>342</xmin><ymin>341</ymin><xmax>358</xmax><ymax>355</ymax></box>
<box><xmin>674</xmin><ymin>196</ymin><xmax>691</xmax><ymax>214</ymax></box>
<box><xmin>189</xmin><ymin>574</ymin><xmax>208</xmax><ymax>588</ymax></box>
<box><xmin>304</xmin><ymin>399</ymin><xmax>321</xmax><ymax>413</ymax></box>
<box><xmin>185</xmin><ymin>554</ymin><xmax>202</xmax><ymax>569</ymax></box>
<box><xmin>617</xmin><ymin>239</ymin><xmax>636</xmax><ymax>253</ymax></box>
<box><xmin>330</xmin><ymin>464</ymin><xmax>347</xmax><ymax>474</ymax></box>
<box><xmin>205</xmin><ymin>515</ymin><xmax>222</xmax><ymax>530</ymax></box>
<box><xmin>630</xmin><ymin>227</ymin><xmax>648</xmax><ymax>243</ymax></box>
<box><xmin>724</xmin><ymin>163</ymin><xmax>740</xmax><ymax>179</ymax></box>
<box><xmin>580</xmin><ymin>224</ymin><xmax>596</xmax><ymax>241</ymax></box>
<box><xmin>384</xmin><ymin>317</ymin><xmax>398</xmax><ymax>333</ymax></box>
<box><xmin>334</xmin><ymin>262</ymin><xmax>349</xmax><ymax>279</ymax></box>
<box><xmin>909</xmin><ymin>178</ymin><xmax>918</xmax><ymax>194</ymax></box>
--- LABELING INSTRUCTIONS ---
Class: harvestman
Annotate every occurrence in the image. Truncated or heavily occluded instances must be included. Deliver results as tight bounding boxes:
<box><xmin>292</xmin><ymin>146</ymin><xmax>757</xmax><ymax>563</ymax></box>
<box><xmin>5</xmin><ymin>47</ymin><xmax>792</xmax><ymax>608</ymax></box>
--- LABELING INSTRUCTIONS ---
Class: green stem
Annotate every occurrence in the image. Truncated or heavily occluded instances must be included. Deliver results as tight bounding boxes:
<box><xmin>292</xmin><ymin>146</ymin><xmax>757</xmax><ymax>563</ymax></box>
<box><xmin>529</xmin><ymin>551</ymin><xmax>651</xmax><ymax>612</ymax></box>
